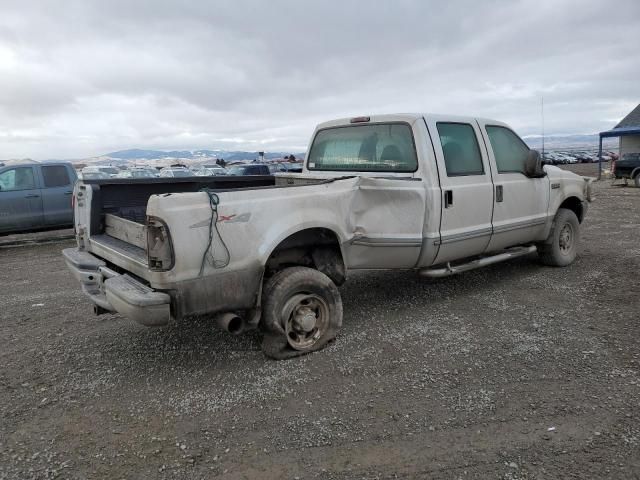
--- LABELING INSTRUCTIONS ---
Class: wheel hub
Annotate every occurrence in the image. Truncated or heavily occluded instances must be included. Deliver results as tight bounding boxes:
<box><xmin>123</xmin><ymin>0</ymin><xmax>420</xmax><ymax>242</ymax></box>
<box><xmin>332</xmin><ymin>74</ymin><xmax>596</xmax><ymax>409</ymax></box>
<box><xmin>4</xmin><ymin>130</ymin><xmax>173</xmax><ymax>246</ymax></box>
<box><xmin>281</xmin><ymin>293</ymin><xmax>329</xmax><ymax>351</ymax></box>
<box><xmin>293</xmin><ymin>307</ymin><xmax>317</xmax><ymax>333</ymax></box>
<box><xmin>559</xmin><ymin>224</ymin><xmax>572</xmax><ymax>253</ymax></box>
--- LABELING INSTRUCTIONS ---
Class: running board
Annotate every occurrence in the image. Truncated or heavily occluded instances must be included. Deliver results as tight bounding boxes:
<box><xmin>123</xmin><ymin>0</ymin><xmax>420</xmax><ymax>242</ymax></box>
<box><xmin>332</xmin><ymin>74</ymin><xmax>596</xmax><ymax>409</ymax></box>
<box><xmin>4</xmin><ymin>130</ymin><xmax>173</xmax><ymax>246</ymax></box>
<box><xmin>419</xmin><ymin>245</ymin><xmax>537</xmax><ymax>278</ymax></box>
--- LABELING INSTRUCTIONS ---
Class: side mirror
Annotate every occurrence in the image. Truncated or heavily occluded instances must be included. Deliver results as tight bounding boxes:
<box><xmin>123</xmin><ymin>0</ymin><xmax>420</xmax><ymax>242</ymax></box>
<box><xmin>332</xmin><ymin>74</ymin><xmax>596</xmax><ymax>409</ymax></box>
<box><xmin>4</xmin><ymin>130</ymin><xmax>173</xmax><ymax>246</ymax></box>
<box><xmin>524</xmin><ymin>149</ymin><xmax>546</xmax><ymax>178</ymax></box>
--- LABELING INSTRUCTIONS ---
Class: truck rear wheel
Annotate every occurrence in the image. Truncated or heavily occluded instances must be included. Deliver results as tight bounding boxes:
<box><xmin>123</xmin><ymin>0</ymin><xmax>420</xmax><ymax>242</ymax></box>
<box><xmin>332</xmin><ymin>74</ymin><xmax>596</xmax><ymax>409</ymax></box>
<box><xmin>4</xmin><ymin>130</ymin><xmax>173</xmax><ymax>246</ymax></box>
<box><xmin>537</xmin><ymin>208</ymin><xmax>580</xmax><ymax>267</ymax></box>
<box><xmin>634</xmin><ymin>173</ymin><xmax>640</xmax><ymax>188</ymax></box>
<box><xmin>260</xmin><ymin>267</ymin><xmax>342</xmax><ymax>359</ymax></box>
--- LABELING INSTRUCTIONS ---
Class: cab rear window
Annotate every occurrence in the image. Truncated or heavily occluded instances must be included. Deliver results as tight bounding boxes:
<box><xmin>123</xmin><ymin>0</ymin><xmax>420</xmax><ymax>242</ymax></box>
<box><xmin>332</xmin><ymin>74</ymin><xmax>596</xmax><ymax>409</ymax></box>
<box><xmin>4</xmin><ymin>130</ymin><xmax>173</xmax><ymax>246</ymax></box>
<box><xmin>307</xmin><ymin>123</ymin><xmax>418</xmax><ymax>172</ymax></box>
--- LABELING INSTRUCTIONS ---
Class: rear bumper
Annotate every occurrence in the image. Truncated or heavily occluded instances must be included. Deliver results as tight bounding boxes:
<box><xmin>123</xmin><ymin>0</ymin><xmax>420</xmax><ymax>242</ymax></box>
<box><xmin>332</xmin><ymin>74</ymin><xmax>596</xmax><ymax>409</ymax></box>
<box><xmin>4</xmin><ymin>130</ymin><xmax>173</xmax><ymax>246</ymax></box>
<box><xmin>62</xmin><ymin>247</ymin><xmax>170</xmax><ymax>326</ymax></box>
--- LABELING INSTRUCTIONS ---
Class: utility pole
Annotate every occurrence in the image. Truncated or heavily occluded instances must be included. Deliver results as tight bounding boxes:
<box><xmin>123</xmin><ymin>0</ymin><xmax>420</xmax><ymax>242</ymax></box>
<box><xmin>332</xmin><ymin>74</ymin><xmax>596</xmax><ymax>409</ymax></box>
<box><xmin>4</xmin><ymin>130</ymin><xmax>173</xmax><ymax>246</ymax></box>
<box><xmin>541</xmin><ymin>95</ymin><xmax>545</xmax><ymax>159</ymax></box>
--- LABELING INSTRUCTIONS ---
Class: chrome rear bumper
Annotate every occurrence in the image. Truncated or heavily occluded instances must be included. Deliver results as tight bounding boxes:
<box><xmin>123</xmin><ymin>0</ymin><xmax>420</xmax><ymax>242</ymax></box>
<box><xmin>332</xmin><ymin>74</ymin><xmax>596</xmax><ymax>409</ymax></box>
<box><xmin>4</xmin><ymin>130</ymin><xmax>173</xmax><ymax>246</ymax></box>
<box><xmin>63</xmin><ymin>247</ymin><xmax>170</xmax><ymax>326</ymax></box>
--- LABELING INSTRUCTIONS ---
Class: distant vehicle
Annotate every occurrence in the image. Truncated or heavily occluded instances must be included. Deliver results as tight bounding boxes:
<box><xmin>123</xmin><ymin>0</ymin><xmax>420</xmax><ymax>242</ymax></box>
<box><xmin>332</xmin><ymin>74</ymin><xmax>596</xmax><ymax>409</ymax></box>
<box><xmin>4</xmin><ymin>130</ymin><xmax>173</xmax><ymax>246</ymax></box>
<box><xmin>159</xmin><ymin>167</ymin><xmax>194</xmax><ymax>178</ymax></box>
<box><xmin>227</xmin><ymin>164</ymin><xmax>271</xmax><ymax>176</ymax></box>
<box><xmin>78</xmin><ymin>171</ymin><xmax>111</xmax><ymax>180</ymax></box>
<box><xmin>116</xmin><ymin>168</ymin><xmax>158</xmax><ymax>179</ymax></box>
<box><xmin>0</xmin><ymin>161</ymin><xmax>77</xmax><ymax>234</ymax></box>
<box><xmin>267</xmin><ymin>163</ymin><xmax>287</xmax><ymax>174</ymax></box>
<box><xmin>281</xmin><ymin>162</ymin><xmax>303</xmax><ymax>173</ymax></box>
<box><xmin>82</xmin><ymin>165</ymin><xmax>120</xmax><ymax>177</ymax></box>
<box><xmin>195</xmin><ymin>165</ymin><xmax>227</xmax><ymax>176</ymax></box>
<box><xmin>613</xmin><ymin>153</ymin><xmax>640</xmax><ymax>187</ymax></box>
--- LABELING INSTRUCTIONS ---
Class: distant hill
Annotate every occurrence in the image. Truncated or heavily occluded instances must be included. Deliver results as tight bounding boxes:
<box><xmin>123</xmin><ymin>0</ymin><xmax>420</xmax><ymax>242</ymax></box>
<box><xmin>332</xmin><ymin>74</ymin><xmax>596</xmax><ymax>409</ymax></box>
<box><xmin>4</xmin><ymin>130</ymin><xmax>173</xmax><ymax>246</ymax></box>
<box><xmin>106</xmin><ymin>149</ymin><xmax>194</xmax><ymax>160</ymax></box>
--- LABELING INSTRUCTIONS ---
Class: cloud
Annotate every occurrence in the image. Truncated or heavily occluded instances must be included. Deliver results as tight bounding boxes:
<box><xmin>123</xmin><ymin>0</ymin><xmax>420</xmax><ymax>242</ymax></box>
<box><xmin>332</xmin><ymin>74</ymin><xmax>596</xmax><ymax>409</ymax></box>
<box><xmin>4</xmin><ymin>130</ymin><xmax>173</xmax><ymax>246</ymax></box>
<box><xmin>0</xmin><ymin>0</ymin><xmax>638</xmax><ymax>158</ymax></box>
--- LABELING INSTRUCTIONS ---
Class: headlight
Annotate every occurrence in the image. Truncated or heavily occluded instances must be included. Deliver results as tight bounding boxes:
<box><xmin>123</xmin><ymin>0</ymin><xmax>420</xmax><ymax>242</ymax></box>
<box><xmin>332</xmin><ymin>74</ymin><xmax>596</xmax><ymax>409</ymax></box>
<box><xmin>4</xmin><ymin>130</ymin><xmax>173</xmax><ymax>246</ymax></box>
<box><xmin>147</xmin><ymin>216</ymin><xmax>174</xmax><ymax>271</ymax></box>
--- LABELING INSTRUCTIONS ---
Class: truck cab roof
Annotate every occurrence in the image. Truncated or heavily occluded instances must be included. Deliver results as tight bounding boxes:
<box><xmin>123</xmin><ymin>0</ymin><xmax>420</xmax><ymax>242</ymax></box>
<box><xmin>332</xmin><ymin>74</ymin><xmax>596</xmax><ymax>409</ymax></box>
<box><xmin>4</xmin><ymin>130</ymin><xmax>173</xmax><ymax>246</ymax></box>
<box><xmin>315</xmin><ymin>113</ymin><xmax>508</xmax><ymax>130</ymax></box>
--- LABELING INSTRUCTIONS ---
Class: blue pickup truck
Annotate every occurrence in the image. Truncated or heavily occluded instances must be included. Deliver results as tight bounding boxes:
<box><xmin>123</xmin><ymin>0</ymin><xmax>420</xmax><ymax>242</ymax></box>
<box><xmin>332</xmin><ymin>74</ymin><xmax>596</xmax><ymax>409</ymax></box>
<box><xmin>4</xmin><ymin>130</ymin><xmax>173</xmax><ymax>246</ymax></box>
<box><xmin>0</xmin><ymin>161</ymin><xmax>77</xmax><ymax>234</ymax></box>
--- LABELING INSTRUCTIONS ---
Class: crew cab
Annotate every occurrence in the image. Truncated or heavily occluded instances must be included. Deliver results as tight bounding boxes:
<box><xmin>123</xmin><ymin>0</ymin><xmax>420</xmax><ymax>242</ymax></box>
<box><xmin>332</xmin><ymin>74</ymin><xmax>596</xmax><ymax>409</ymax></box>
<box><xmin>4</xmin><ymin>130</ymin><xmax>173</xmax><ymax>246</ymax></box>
<box><xmin>63</xmin><ymin>114</ymin><xmax>593</xmax><ymax>359</ymax></box>
<box><xmin>1</xmin><ymin>161</ymin><xmax>77</xmax><ymax>234</ymax></box>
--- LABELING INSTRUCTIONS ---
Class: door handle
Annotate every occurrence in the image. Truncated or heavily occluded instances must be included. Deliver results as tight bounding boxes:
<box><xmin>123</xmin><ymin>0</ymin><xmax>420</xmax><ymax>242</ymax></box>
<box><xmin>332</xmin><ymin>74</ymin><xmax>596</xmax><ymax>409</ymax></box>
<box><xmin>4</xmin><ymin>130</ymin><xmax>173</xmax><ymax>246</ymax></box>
<box><xmin>444</xmin><ymin>190</ymin><xmax>453</xmax><ymax>208</ymax></box>
<box><xmin>496</xmin><ymin>185</ymin><xmax>503</xmax><ymax>203</ymax></box>
<box><xmin>24</xmin><ymin>194</ymin><xmax>40</xmax><ymax>198</ymax></box>
<box><xmin>64</xmin><ymin>191</ymin><xmax>73</xmax><ymax>195</ymax></box>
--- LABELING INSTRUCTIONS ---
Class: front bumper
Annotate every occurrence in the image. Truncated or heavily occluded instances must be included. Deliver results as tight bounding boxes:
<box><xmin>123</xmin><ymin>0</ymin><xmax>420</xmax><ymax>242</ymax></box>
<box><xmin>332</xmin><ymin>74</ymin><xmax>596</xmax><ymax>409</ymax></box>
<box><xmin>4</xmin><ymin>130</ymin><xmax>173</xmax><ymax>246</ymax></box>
<box><xmin>62</xmin><ymin>248</ymin><xmax>170</xmax><ymax>327</ymax></box>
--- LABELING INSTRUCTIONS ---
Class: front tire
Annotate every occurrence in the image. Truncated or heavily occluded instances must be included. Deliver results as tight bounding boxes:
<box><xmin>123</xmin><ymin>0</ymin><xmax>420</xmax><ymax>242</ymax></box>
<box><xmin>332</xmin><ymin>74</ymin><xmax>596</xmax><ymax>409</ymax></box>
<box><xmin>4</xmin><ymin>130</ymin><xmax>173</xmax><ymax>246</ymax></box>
<box><xmin>260</xmin><ymin>267</ymin><xmax>342</xmax><ymax>359</ymax></box>
<box><xmin>537</xmin><ymin>208</ymin><xmax>580</xmax><ymax>267</ymax></box>
<box><xmin>634</xmin><ymin>173</ymin><xmax>640</xmax><ymax>188</ymax></box>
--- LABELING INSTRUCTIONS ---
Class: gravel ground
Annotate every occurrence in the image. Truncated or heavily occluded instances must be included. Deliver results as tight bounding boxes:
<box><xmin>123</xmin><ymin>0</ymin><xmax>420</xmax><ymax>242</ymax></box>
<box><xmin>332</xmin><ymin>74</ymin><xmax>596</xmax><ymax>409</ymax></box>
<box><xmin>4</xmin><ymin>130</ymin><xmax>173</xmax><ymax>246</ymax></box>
<box><xmin>1</xmin><ymin>164</ymin><xmax>639</xmax><ymax>479</ymax></box>
<box><xmin>0</xmin><ymin>228</ymin><xmax>74</xmax><ymax>248</ymax></box>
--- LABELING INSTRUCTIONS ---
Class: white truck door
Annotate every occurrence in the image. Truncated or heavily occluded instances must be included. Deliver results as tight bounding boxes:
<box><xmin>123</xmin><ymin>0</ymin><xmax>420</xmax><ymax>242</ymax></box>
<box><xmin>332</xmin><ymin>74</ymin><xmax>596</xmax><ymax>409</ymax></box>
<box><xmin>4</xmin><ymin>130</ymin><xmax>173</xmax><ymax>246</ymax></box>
<box><xmin>477</xmin><ymin>122</ymin><xmax>549</xmax><ymax>251</ymax></box>
<box><xmin>424</xmin><ymin>118</ymin><xmax>494</xmax><ymax>264</ymax></box>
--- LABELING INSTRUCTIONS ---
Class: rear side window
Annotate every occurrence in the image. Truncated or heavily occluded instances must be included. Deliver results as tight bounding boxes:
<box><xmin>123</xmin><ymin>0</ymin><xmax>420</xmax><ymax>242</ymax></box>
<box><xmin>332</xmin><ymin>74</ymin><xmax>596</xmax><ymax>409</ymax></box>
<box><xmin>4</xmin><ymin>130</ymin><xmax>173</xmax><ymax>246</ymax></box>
<box><xmin>0</xmin><ymin>167</ymin><xmax>36</xmax><ymax>191</ymax></box>
<box><xmin>308</xmin><ymin>123</ymin><xmax>418</xmax><ymax>172</ymax></box>
<box><xmin>42</xmin><ymin>165</ymin><xmax>71</xmax><ymax>187</ymax></box>
<box><xmin>485</xmin><ymin>126</ymin><xmax>530</xmax><ymax>173</ymax></box>
<box><xmin>436</xmin><ymin>123</ymin><xmax>484</xmax><ymax>176</ymax></box>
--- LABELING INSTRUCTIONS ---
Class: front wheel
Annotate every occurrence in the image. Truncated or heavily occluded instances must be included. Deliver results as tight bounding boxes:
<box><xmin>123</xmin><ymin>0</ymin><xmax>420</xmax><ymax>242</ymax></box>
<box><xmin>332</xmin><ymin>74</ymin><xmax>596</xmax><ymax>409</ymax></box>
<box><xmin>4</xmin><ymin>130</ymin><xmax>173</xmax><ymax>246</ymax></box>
<box><xmin>634</xmin><ymin>173</ymin><xmax>640</xmax><ymax>188</ymax></box>
<box><xmin>537</xmin><ymin>208</ymin><xmax>580</xmax><ymax>267</ymax></box>
<box><xmin>260</xmin><ymin>267</ymin><xmax>342</xmax><ymax>360</ymax></box>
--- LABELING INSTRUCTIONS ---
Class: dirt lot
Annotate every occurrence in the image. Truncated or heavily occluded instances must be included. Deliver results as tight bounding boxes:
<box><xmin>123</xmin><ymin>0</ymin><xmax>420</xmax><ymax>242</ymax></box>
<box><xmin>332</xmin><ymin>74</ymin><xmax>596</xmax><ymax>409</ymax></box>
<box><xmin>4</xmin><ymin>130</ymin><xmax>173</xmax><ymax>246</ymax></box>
<box><xmin>1</xmin><ymin>164</ymin><xmax>639</xmax><ymax>479</ymax></box>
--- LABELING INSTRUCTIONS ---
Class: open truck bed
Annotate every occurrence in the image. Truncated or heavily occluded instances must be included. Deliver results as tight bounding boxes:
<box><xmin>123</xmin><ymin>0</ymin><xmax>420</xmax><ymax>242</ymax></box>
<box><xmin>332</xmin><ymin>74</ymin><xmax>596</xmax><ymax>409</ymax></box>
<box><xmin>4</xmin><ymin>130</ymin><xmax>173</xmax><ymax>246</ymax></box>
<box><xmin>81</xmin><ymin>175</ymin><xmax>276</xmax><ymax>225</ymax></box>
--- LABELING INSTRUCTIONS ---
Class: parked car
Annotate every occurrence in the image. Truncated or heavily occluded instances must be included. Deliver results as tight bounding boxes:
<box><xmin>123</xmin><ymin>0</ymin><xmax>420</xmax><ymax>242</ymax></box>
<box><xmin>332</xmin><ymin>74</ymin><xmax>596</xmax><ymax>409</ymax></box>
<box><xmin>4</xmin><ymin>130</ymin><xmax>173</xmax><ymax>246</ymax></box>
<box><xmin>0</xmin><ymin>161</ymin><xmax>77</xmax><ymax>233</ymax></box>
<box><xmin>613</xmin><ymin>153</ymin><xmax>640</xmax><ymax>187</ymax></box>
<box><xmin>159</xmin><ymin>167</ymin><xmax>194</xmax><ymax>178</ymax></box>
<box><xmin>82</xmin><ymin>165</ymin><xmax>120</xmax><ymax>177</ymax></box>
<box><xmin>78</xmin><ymin>171</ymin><xmax>111</xmax><ymax>181</ymax></box>
<box><xmin>281</xmin><ymin>162</ymin><xmax>303</xmax><ymax>173</ymax></box>
<box><xmin>116</xmin><ymin>167</ymin><xmax>158</xmax><ymax>179</ymax></box>
<box><xmin>227</xmin><ymin>164</ymin><xmax>271</xmax><ymax>176</ymax></box>
<box><xmin>195</xmin><ymin>165</ymin><xmax>228</xmax><ymax>176</ymax></box>
<box><xmin>63</xmin><ymin>113</ymin><xmax>592</xmax><ymax>359</ymax></box>
<box><xmin>202</xmin><ymin>164</ymin><xmax>228</xmax><ymax>175</ymax></box>
<box><xmin>267</xmin><ymin>163</ymin><xmax>287</xmax><ymax>174</ymax></box>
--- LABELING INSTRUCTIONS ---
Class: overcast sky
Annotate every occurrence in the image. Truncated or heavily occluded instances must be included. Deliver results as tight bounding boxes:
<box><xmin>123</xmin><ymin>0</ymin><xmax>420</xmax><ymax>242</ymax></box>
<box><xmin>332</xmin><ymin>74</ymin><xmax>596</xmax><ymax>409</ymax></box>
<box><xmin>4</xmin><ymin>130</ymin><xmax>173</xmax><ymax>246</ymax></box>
<box><xmin>0</xmin><ymin>0</ymin><xmax>638</xmax><ymax>159</ymax></box>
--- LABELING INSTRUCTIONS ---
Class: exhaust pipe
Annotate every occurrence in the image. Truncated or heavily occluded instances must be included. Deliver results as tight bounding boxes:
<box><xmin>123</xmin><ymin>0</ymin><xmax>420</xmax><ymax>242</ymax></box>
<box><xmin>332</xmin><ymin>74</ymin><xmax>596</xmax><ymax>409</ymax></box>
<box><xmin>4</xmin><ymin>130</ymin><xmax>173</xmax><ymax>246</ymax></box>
<box><xmin>215</xmin><ymin>312</ymin><xmax>244</xmax><ymax>335</ymax></box>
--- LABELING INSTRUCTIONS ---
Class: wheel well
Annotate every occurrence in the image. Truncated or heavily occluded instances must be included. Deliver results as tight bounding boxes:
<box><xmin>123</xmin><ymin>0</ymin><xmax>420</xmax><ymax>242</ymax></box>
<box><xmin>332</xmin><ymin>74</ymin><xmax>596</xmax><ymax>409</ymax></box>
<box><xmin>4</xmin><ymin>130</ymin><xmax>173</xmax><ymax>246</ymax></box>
<box><xmin>559</xmin><ymin>196</ymin><xmax>584</xmax><ymax>223</ymax></box>
<box><xmin>265</xmin><ymin>228</ymin><xmax>346</xmax><ymax>285</ymax></box>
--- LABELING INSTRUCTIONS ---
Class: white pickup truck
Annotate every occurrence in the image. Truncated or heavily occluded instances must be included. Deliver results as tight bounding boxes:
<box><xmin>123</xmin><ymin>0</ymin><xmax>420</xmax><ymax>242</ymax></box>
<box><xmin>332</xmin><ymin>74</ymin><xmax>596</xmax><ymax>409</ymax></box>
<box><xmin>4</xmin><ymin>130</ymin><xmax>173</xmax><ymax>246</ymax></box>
<box><xmin>63</xmin><ymin>114</ymin><xmax>592</xmax><ymax>358</ymax></box>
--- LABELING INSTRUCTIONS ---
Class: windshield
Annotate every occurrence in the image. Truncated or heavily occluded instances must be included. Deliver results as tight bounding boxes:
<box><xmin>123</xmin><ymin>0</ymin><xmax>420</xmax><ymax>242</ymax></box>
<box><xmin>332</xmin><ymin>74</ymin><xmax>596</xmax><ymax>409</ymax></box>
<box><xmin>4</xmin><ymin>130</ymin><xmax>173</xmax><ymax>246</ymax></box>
<box><xmin>99</xmin><ymin>167</ymin><xmax>120</xmax><ymax>175</ymax></box>
<box><xmin>307</xmin><ymin>123</ymin><xmax>418</xmax><ymax>172</ymax></box>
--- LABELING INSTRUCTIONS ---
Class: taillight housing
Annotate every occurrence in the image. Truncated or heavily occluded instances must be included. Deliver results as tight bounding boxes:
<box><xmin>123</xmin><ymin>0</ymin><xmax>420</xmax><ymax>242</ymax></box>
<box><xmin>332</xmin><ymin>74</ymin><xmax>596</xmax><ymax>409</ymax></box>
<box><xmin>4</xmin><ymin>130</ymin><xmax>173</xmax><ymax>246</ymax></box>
<box><xmin>147</xmin><ymin>216</ymin><xmax>174</xmax><ymax>271</ymax></box>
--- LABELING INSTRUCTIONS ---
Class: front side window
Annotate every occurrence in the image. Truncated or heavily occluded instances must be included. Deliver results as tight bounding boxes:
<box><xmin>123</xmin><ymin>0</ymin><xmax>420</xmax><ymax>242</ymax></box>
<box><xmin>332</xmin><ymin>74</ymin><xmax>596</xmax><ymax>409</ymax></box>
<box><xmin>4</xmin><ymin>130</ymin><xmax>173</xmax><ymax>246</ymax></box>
<box><xmin>486</xmin><ymin>126</ymin><xmax>530</xmax><ymax>173</ymax></box>
<box><xmin>436</xmin><ymin>123</ymin><xmax>484</xmax><ymax>176</ymax></box>
<box><xmin>0</xmin><ymin>167</ymin><xmax>36</xmax><ymax>191</ymax></box>
<box><xmin>42</xmin><ymin>165</ymin><xmax>71</xmax><ymax>187</ymax></box>
<box><xmin>308</xmin><ymin>123</ymin><xmax>418</xmax><ymax>172</ymax></box>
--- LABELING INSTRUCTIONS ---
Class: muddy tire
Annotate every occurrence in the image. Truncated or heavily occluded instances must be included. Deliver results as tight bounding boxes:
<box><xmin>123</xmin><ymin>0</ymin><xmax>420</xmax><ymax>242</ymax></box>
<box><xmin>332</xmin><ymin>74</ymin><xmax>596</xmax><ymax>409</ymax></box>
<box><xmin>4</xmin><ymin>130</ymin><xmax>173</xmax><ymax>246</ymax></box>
<box><xmin>260</xmin><ymin>267</ymin><xmax>342</xmax><ymax>360</ymax></box>
<box><xmin>537</xmin><ymin>208</ymin><xmax>580</xmax><ymax>267</ymax></box>
<box><xmin>634</xmin><ymin>173</ymin><xmax>640</xmax><ymax>188</ymax></box>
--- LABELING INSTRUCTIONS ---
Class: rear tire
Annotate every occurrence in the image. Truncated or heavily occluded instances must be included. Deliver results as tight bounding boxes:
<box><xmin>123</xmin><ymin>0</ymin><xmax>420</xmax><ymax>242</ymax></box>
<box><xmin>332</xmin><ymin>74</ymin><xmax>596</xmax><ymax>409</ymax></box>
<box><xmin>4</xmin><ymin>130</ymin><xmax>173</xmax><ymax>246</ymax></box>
<box><xmin>260</xmin><ymin>267</ymin><xmax>342</xmax><ymax>360</ymax></box>
<box><xmin>537</xmin><ymin>208</ymin><xmax>580</xmax><ymax>267</ymax></box>
<box><xmin>634</xmin><ymin>173</ymin><xmax>640</xmax><ymax>188</ymax></box>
